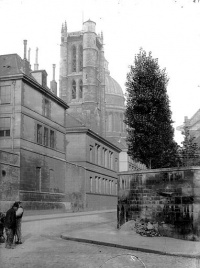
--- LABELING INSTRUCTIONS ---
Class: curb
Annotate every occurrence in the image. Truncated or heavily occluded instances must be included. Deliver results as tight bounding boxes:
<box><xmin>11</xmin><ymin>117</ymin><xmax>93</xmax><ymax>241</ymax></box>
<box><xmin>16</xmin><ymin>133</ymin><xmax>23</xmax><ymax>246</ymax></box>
<box><xmin>60</xmin><ymin>235</ymin><xmax>200</xmax><ymax>259</ymax></box>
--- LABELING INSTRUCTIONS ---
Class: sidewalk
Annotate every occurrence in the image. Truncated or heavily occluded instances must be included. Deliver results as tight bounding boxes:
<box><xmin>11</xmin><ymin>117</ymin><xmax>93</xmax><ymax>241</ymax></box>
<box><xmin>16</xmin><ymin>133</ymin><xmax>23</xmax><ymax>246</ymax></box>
<box><xmin>23</xmin><ymin>209</ymin><xmax>200</xmax><ymax>258</ymax></box>
<box><xmin>60</xmin><ymin>220</ymin><xmax>200</xmax><ymax>259</ymax></box>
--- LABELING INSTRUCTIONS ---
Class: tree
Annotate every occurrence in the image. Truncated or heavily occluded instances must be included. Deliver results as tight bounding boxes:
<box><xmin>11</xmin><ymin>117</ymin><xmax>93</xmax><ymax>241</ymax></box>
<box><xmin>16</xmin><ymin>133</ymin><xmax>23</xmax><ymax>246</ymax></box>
<box><xmin>179</xmin><ymin>126</ymin><xmax>199</xmax><ymax>166</ymax></box>
<box><xmin>124</xmin><ymin>48</ymin><xmax>179</xmax><ymax>169</ymax></box>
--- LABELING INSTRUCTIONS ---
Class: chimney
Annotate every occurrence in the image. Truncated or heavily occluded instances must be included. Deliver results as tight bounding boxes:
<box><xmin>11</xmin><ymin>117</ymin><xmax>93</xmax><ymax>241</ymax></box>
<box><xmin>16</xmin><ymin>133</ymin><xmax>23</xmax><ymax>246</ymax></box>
<box><xmin>23</xmin><ymin>40</ymin><xmax>27</xmax><ymax>59</ymax></box>
<box><xmin>34</xmin><ymin>47</ymin><xmax>39</xmax><ymax>71</ymax></box>
<box><xmin>22</xmin><ymin>40</ymin><xmax>31</xmax><ymax>75</ymax></box>
<box><xmin>28</xmin><ymin>48</ymin><xmax>31</xmax><ymax>62</ymax></box>
<box><xmin>50</xmin><ymin>64</ymin><xmax>57</xmax><ymax>95</ymax></box>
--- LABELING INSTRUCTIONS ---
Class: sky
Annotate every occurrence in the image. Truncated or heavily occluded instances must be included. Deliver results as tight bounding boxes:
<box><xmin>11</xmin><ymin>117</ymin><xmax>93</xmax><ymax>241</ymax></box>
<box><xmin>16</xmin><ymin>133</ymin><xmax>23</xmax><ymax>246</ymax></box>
<box><xmin>0</xmin><ymin>0</ymin><xmax>200</xmax><ymax>144</ymax></box>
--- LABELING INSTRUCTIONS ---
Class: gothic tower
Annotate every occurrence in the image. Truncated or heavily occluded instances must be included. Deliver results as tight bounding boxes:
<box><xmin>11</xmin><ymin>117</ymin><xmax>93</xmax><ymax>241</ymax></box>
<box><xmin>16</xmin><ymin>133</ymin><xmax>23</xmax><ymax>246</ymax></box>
<box><xmin>59</xmin><ymin>19</ymin><xmax>106</xmax><ymax>136</ymax></box>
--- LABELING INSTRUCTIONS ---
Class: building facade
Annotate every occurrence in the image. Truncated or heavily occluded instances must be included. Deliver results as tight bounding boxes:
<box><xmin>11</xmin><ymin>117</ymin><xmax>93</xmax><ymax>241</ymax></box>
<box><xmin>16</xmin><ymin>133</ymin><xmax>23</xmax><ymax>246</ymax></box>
<box><xmin>0</xmin><ymin>48</ymin><xmax>120</xmax><ymax>211</ymax></box>
<box><xmin>0</xmin><ymin>53</ymin><xmax>69</xmax><ymax>211</ymax></box>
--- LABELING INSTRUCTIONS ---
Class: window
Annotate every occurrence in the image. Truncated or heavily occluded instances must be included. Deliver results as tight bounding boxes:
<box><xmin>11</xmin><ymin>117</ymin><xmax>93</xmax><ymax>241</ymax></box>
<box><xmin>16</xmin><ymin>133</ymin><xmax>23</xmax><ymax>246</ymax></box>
<box><xmin>105</xmin><ymin>149</ymin><xmax>108</xmax><ymax>168</ymax></box>
<box><xmin>44</xmin><ymin>99</ymin><xmax>50</xmax><ymax>117</ymax></box>
<box><xmin>109</xmin><ymin>180</ymin><xmax>112</xmax><ymax>194</ymax></box>
<box><xmin>95</xmin><ymin>176</ymin><xmax>98</xmax><ymax>193</ymax></box>
<box><xmin>72</xmin><ymin>46</ymin><xmax>76</xmax><ymax>72</ymax></box>
<box><xmin>36</xmin><ymin>167</ymin><xmax>41</xmax><ymax>192</ymax></box>
<box><xmin>102</xmin><ymin>178</ymin><xmax>105</xmax><ymax>194</ymax></box>
<box><xmin>79</xmin><ymin>80</ymin><xmax>83</xmax><ymax>99</ymax></box>
<box><xmin>90</xmin><ymin>177</ymin><xmax>93</xmax><ymax>192</ymax></box>
<box><xmin>79</xmin><ymin>45</ymin><xmax>83</xmax><ymax>72</ymax></box>
<box><xmin>109</xmin><ymin>152</ymin><xmax>113</xmax><ymax>169</ymax></box>
<box><xmin>72</xmin><ymin>80</ymin><xmax>76</xmax><ymax>99</ymax></box>
<box><xmin>98</xmin><ymin>177</ymin><xmax>101</xmax><ymax>193</ymax></box>
<box><xmin>50</xmin><ymin>130</ymin><xmax>55</xmax><ymax>148</ymax></box>
<box><xmin>0</xmin><ymin>85</ymin><xmax>11</xmax><ymax>104</ymax></box>
<box><xmin>50</xmin><ymin>169</ymin><xmax>55</xmax><ymax>192</ymax></box>
<box><xmin>37</xmin><ymin>124</ymin><xmax>43</xmax><ymax>144</ymax></box>
<box><xmin>44</xmin><ymin>127</ymin><xmax>48</xmax><ymax>147</ymax></box>
<box><xmin>0</xmin><ymin>117</ymin><xmax>10</xmax><ymax>137</ymax></box>
<box><xmin>89</xmin><ymin>146</ymin><xmax>93</xmax><ymax>162</ymax></box>
<box><xmin>115</xmin><ymin>158</ymin><xmax>118</xmax><ymax>171</ymax></box>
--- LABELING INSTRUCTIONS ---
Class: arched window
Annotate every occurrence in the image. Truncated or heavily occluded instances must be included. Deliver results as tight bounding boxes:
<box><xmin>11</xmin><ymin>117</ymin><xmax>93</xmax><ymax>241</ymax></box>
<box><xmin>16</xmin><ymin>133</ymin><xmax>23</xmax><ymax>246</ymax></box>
<box><xmin>72</xmin><ymin>80</ymin><xmax>76</xmax><ymax>99</ymax></box>
<box><xmin>79</xmin><ymin>80</ymin><xmax>83</xmax><ymax>99</ymax></box>
<box><xmin>79</xmin><ymin>45</ymin><xmax>83</xmax><ymax>72</ymax></box>
<box><xmin>72</xmin><ymin>46</ymin><xmax>76</xmax><ymax>72</ymax></box>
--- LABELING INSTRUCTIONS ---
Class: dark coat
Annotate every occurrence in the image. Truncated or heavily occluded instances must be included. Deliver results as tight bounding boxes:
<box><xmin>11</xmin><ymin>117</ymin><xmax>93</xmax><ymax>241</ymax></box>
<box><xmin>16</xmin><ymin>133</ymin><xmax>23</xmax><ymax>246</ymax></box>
<box><xmin>4</xmin><ymin>208</ymin><xmax>17</xmax><ymax>230</ymax></box>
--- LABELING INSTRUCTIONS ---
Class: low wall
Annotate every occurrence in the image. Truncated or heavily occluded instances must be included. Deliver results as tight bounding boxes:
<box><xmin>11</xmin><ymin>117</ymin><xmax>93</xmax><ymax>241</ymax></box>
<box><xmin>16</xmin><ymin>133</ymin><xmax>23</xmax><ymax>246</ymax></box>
<box><xmin>118</xmin><ymin>167</ymin><xmax>200</xmax><ymax>241</ymax></box>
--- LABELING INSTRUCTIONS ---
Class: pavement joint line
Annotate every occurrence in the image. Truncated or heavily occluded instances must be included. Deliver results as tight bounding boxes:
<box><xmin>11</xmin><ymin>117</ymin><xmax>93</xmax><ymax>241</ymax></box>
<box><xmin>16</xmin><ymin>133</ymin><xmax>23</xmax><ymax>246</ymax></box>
<box><xmin>60</xmin><ymin>235</ymin><xmax>200</xmax><ymax>259</ymax></box>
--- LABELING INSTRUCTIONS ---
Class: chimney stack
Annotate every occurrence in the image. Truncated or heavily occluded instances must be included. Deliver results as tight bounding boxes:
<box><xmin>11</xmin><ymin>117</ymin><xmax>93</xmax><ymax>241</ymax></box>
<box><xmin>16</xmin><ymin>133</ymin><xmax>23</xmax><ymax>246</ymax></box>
<box><xmin>34</xmin><ymin>47</ymin><xmax>39</xmax><ymax>71</ymax></box>
<box><xmin>53</xmin><ymin>64</ymin><xmax>56</xmax><ymax>81</ymax></box>
<box><xmin>28</xmin><ymin>48</ymin><xmax>31</xmax><ymax>62</ymax></box>
<box><xmin>50</xmin><ymin>64</ymin><xmax>57</xmax><ymax>95</ymax></box>
<box><xmin>23</xmin><ymin>40</ymin><xmax>27</xmax><ymax>59</ymax></box>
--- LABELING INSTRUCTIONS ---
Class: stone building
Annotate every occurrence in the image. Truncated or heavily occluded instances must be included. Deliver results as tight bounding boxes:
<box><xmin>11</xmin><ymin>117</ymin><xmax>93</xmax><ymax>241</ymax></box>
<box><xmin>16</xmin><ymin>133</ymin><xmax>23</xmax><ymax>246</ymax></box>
<box><xmin>0</xmin><ymin>49</ymin><xmax>69</xmax><ymax>211</ymax></box>
<box><xmin>0</xmin><ymin>40</ymin><xmax>120</xmax><ymax>211</ymax></box>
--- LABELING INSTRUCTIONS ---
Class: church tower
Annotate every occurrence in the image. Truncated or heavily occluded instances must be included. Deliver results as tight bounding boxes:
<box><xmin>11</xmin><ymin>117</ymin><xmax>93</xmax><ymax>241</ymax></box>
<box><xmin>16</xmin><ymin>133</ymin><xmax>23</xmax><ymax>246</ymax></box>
<box><xmin>59</xmin><ymin>20</ymin><xmax>106</xmax><ymax>136</ymax></box>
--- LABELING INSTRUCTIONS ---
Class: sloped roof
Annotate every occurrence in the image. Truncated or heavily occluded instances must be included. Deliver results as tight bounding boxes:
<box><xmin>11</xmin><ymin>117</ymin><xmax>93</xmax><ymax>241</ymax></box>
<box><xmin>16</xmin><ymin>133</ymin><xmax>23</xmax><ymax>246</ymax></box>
<box><xmin>0</xmin><ymin>54</ymin><xmax>24</xmax><ymax>76</ymax></box>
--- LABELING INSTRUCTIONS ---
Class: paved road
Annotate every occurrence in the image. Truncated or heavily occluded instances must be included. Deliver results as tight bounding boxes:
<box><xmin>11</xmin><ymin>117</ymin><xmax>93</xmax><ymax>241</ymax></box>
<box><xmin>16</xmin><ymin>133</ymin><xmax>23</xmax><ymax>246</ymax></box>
<box><xmin>0</xmin><ymin>211</ymin><xmax>198</xmax><ymax>268</ymax></box>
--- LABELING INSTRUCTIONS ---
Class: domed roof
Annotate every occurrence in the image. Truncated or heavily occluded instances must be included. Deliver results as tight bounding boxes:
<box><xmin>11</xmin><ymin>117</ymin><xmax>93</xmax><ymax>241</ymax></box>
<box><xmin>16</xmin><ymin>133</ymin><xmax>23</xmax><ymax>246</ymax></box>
<box><xmin>105</xmin><ymin>74</ymin><xmax>124</xmax><ymax>97</ymax></box>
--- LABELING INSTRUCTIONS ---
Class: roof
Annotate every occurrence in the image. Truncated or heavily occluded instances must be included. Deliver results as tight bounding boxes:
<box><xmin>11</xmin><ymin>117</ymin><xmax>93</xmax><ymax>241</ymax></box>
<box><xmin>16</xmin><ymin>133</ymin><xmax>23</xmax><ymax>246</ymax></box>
<box><xmin>0</xmin><ymin>54</ymin><xmax>24</xmax><ymax>76</ymax></box>
<box><xmin>105</xmin><ymin>73</ymin><xmax>124</xmax><ymax>97</ymax></box>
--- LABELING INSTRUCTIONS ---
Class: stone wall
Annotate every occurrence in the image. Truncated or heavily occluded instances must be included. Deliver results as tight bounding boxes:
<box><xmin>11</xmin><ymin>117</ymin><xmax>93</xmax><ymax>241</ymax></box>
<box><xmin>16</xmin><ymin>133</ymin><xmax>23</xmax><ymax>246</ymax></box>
<box><xmin>0</xmin><ymin>150</ymin><xmax>20</xmax><ymax>211</ymax></box>
<box><xmin>118</xmin><ymin>167</ymin><xmax>200</xmax><ymax>241</ymax></box>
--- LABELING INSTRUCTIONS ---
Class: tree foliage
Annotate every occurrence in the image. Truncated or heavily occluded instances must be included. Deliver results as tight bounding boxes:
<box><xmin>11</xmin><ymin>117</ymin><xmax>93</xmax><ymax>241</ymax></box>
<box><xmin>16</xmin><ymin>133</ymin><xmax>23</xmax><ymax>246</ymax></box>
<box><xmin>179</xmin><ymin>126</ymin><xmax>199</xmax><ymax>166</ymax></box>
<box><xmin>124</xmin><ymin>49</ymin><xmax>179</xmax><ymax>169</ymax></box>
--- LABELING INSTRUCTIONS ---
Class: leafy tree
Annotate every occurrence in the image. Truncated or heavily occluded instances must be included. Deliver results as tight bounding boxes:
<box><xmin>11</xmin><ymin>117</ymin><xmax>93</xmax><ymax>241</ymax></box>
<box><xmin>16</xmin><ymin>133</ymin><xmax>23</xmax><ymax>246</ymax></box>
<box><xmin>179</xmin><ymin>126</ymin><xmax>199</xmax><ymax>166</ymax></box>
<box><xmin>124</xmin><ymin>48</ymin><xmax>179</xmax><ymax>169</ymax></box>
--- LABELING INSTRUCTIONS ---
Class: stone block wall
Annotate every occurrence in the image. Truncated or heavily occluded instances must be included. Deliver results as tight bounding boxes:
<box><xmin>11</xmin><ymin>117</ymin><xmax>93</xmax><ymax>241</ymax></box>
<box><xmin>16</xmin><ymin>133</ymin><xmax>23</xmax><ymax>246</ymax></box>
<box><xmin>118</xmin><ymin>167</ymin><xmax>200</xmax><ymax>241</ymax></box>
<box><xmin>0</xmin><ymin>150</ymin><xmax>20</xmax><ymax>211</ymax></box>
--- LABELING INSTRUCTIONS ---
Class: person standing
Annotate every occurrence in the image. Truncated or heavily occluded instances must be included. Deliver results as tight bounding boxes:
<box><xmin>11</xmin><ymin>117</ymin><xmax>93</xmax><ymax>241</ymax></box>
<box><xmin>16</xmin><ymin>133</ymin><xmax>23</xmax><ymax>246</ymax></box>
<box><xmin>15</xmin><ymin>201</ymin><xmax>24</xmax><ymax>244</ymax></box>
<box><xmin>4</xmin><ymin>202</ymin><xmax>19</xmax><ymax>249</ymax></box>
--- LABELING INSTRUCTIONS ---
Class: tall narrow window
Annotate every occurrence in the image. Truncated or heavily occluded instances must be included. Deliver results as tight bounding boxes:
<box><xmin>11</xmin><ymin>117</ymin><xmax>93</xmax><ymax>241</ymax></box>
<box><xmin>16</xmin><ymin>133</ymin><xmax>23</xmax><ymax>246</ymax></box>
<box><xmin>0</xmin><ymin>85</ymin><xmax>11</xmax><ymax>104</ymax></box>
<box><xmin>89</xmin><ymin>146</ymin><xmax>93</xmax><ymax>162</ymax></box>
<box><xmin>72</xmin><ymin>46</ymin><xmax>76</xmax><ymax>72</ymax></box>
<box><xmin>98</xmin><ymin>177</ymin><xmax>101</xmax><ymax>193</ymax></box>
<box><xmin>50</xmin><ymin>169</ymin><xmax>55</xmax><ymax>192</ymax></box>
<box><xmin>95</xmin><ymin>176</ymin><xmax>98</xmax><ymax>193</ymax></box>
<box><xmin>44</xmin><ymin>99</ymin><xmax>50</xmax><ymax>118</ymax></box>
<box><xmin>36</xmin><ymin>167</ymin><xmax>41</xmax><ymax>192</ymax></box>
<box><xmin>37</xmin><ymin>124</ymin><xmax>43</xmax><ymax>144</ymax></box>
<box><xmin>79</xmin><ymin>80</ymin><xmax>83</xmax><ymax>99</ymax></box>
<box><xmin>0</xmin><ymin>117</ymin><xmax>10</xmax><ymax>137</ymax></box>
<box><xmin>72</xmin><ymin>80</ymin><xmax>76</xmax><ymax>99</ymax></box>
<box><xmin>79</xmin><ymin>45</ymin><xmax>83</xmax><ymax>72</ymax></box>
<box><xmin>50</xmin><ymin>130</ymin><xmax>55</xmax><ymax>148</ymax></box>
<box><xmin>44</xmin><ymin>127</ymin><xmax>48</xmax><ymax>147</ymax></box>
<box><xmin>90</xmin><ymin>177</ymin><xmax>93</xmax><ymax>192</ymax></box>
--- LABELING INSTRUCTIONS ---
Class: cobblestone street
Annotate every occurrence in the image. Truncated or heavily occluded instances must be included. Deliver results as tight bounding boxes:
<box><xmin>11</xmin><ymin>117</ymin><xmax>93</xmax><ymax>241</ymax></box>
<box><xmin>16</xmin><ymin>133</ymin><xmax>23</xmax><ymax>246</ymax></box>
<box><xmin>0</xmin><ymin>212</ymin><xmax>198</xmax><ymax>268</ymax></box>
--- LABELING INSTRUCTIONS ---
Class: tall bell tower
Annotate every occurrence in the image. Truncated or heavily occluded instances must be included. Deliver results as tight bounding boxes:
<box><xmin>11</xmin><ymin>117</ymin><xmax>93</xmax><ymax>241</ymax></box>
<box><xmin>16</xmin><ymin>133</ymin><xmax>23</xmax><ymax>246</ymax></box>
<box><xmin>59</xmin><ymin>19</ymin><xmax>106</xmax><ymax>136</ymax></box>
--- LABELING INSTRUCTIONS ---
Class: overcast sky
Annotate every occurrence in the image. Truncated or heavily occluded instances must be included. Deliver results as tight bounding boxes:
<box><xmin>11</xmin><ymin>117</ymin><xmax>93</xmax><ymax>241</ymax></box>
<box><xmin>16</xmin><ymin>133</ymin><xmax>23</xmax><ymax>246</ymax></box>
<box><xmin>1</xmin><ymin>0</ymin><xmax>200</xmax><ymax>144</ymax></box>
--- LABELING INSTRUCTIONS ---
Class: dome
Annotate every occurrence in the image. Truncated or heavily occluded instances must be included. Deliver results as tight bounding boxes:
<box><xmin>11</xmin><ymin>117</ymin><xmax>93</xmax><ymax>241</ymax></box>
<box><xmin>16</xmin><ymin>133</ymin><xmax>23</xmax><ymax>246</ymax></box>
<box><xmin>105</xmin><ymin>74</ymin><xmax>124</xmax><ymax>97</ymax></box>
